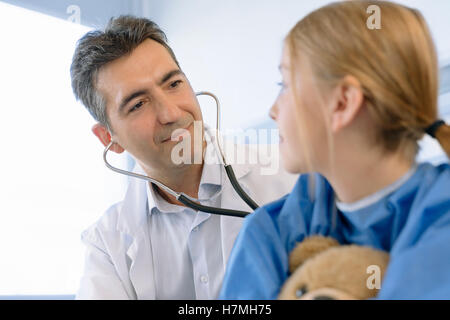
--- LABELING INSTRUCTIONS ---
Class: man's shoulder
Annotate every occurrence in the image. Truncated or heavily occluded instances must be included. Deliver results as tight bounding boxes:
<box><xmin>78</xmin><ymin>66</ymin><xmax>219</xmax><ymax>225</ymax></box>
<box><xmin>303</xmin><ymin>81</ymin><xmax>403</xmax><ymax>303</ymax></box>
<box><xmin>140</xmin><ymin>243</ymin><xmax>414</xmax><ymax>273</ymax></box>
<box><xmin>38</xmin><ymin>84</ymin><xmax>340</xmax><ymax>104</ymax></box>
<box><xmin>81</xmin><ymin>201</ymin><xmax>124</xmax><ymax>243</ymax></box>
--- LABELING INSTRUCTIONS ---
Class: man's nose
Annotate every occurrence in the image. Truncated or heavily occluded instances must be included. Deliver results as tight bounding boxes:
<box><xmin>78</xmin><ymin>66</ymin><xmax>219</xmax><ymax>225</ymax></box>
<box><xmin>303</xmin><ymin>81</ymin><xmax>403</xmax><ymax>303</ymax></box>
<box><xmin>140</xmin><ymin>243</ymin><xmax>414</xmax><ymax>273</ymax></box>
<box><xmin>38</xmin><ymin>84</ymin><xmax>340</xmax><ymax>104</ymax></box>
<box><xmin>155</xmin><ymin>95</ymin><xmax>182</xmax><ymax>125</ymax></box>
<box><xmin>269</xmin><ymin>101</ymin><xmax>278</xmax><ymax>121</ymax></box>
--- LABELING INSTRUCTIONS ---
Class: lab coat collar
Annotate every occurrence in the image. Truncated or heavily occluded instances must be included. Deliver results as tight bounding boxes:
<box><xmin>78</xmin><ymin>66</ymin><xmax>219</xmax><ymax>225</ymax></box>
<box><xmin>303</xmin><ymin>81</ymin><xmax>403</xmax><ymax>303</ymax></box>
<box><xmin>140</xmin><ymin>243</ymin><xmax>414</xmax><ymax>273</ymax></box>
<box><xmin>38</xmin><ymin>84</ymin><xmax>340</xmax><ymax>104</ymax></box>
<box><xmin>115</xmin><ymin>163</ymin><xmax>149</xmax><ymax>236</ymax></box>
<box><xmin>115</xmin><ymin>164</ymin><xmax>156</xmax><ymax>299</ymax></box>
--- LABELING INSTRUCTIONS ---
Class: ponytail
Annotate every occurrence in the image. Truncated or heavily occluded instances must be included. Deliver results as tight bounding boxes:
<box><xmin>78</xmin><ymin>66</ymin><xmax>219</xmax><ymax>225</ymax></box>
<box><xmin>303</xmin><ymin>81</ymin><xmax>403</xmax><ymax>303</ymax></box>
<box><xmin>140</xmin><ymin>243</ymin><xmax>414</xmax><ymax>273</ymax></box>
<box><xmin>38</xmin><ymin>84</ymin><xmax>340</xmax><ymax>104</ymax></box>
<box><xmin>434</xmin><ymin>122</ymin><xmax>450</xmax><ymax>159</ymax></box>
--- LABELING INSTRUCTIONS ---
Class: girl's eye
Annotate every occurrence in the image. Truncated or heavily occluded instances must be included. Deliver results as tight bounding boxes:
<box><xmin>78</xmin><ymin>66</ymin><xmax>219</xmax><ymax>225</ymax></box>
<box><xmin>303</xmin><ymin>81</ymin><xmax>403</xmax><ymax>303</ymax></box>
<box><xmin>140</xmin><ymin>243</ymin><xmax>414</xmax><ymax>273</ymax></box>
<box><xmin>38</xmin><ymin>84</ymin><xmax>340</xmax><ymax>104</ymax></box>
<box><xmin>277</xmin><ymin>81</ymin><xmax>286</xmax><ymax>89</ymax></box>
<box><xmin>129</xmin><ymin>101</ymin><xmax>144</xmax><ymax>113</ymax></box>
<box><xmin>170</xmin><ymin>80</ymin><xmax>182</xmax><ymax>88</ymax></box>
<box><xmin>277</xmin><ymin>81</ymin><xmax>287</xmax><ymax>94</ymax></box>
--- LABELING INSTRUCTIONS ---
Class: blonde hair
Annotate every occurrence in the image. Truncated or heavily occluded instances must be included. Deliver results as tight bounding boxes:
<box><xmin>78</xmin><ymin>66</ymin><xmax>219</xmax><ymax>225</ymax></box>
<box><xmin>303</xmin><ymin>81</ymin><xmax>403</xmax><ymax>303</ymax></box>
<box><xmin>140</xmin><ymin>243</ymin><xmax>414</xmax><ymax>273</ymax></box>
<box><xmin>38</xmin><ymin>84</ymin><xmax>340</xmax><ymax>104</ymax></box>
<box><xmin>285</xmin><ymin>0</ymin><xmax>450</xmax><ymax>163</ymax></box>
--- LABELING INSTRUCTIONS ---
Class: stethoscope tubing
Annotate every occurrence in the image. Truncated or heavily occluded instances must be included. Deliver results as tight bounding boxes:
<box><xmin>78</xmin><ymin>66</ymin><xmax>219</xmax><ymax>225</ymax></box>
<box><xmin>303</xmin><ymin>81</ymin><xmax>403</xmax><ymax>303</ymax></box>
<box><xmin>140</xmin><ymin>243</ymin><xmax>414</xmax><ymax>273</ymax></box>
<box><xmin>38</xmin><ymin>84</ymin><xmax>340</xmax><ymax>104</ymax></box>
<box><xmin>102</xmin><ymin>91</ymin><xmax>259</xmax><ymax>218</ymax></box>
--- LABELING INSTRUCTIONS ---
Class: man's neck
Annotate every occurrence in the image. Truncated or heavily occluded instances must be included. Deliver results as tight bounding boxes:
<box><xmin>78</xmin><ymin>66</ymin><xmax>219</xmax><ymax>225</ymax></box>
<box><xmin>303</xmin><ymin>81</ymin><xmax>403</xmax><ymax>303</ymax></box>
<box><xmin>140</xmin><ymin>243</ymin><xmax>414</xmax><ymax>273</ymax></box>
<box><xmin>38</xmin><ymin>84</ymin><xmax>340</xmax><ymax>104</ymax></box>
<box><xmin>146</xmin><ymin>138</ymin><xmax>208</xmax><ymax>207</ymax></box>
<box><xmin>152</xmin><ymin>161</ymin><xmax>204</xmax><ymax>206</ymax></box>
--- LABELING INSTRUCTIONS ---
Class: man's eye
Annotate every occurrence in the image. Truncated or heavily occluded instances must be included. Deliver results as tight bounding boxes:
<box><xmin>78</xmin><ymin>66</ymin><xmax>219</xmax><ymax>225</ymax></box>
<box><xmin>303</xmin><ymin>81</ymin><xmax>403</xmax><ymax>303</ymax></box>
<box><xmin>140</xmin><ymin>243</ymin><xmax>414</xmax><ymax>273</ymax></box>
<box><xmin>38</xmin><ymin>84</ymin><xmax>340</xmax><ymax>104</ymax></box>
<box><xmin>129</xmin><ymin>101</ymin><xmax>144</xmax><ymax>113</ymax></box>
<box><xmin>170</xmin><ymin>80</ymin><xmax>182</xmax><ymax>88</ymax></box>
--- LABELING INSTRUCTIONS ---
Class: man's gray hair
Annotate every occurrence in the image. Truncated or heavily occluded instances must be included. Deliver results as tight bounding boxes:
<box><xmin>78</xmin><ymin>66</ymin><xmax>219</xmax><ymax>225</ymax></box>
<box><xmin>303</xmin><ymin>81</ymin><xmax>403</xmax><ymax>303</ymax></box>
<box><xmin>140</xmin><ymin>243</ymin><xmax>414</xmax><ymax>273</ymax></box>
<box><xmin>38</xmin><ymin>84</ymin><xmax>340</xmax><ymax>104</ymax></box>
<box><xmin>70</xmin><ymin>15</ymin><xmax>180</xmax><ymax>131</ymax></box>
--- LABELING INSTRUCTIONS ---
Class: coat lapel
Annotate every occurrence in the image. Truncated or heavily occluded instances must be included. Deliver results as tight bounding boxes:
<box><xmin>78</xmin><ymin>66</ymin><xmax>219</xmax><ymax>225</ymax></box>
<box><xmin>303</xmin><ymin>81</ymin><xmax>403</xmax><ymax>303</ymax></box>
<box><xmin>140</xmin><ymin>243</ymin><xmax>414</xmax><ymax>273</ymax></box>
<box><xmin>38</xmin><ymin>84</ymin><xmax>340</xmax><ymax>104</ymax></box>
<box><xmin>117</xmin><ymin>165</ymin><xmax>156</xmax><ymax>299</ymax></box>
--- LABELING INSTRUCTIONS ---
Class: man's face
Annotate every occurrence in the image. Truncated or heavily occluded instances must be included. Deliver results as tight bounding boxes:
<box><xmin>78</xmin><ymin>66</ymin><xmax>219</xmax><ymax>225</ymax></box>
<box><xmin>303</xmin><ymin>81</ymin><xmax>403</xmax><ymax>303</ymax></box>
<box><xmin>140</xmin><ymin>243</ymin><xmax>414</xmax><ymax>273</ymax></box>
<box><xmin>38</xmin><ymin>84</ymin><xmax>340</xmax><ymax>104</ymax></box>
<box><xmin>96</xmin><ymin>39</ymin><xmax>203</xmax><ymax>172</ymax></box>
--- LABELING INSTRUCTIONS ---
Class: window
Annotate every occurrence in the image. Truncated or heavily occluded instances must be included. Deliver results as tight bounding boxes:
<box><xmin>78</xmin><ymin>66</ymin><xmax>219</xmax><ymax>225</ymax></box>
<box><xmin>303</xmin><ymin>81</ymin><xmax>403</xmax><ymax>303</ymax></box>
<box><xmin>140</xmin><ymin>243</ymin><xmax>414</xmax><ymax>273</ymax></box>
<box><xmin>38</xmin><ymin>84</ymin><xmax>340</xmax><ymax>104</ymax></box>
<box><xmin>0</xmin><ymin>2</ymin><xmax>128</xmax><ymax>296</ymax></box>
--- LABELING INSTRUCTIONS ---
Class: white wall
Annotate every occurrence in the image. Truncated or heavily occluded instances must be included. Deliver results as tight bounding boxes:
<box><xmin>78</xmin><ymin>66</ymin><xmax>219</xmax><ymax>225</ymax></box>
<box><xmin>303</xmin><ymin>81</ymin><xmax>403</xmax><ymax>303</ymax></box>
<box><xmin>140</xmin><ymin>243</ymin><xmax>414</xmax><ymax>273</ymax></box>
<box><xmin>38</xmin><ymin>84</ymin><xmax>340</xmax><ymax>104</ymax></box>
<box><xmin>0</xmin><ymin>2</ymin><xmax>128</xmax><ymax>295</ymax></box>
<box><xmin>144</xmin><ymin>0</ymin><xmax>450</xmax><ymax>132</ymax></box>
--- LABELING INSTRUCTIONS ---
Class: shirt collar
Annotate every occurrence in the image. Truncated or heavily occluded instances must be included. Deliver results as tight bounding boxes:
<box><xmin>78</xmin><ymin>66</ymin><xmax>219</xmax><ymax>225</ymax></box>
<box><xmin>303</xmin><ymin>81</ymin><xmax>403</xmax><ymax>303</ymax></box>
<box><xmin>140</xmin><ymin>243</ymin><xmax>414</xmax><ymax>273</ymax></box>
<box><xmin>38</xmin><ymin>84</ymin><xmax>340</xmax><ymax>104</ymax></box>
<box><xmin>335</xmin><ymin>163</ymin><xmax>419</xmax><ymax>212</ymax></box>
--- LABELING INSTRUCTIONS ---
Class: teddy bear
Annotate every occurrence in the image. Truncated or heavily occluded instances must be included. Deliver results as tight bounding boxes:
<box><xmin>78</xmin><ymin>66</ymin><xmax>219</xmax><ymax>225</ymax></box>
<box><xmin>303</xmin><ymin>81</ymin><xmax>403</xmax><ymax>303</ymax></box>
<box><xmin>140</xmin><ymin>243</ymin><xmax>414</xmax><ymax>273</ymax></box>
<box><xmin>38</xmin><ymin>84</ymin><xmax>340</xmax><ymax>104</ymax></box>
<box><xmin>278</xmin><ymin>235</ymin><xmax>390</xmax><ymax>300</ymax></box>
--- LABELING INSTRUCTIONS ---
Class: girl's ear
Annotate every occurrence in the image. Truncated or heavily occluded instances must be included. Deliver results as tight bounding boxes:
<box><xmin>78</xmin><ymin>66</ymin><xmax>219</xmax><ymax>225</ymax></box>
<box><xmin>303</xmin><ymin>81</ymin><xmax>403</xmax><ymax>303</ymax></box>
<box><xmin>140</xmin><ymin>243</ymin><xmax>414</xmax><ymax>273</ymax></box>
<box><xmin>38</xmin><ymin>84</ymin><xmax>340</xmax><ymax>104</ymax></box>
<box><xmin>91</xmin><ymin>123</ymin><xmax>125</xmax><ymax>153</ymax></box>
<box><xmin>330</xmin><ymin>75</ymin><xmax>364</xmax><ymax>133</ymax></box>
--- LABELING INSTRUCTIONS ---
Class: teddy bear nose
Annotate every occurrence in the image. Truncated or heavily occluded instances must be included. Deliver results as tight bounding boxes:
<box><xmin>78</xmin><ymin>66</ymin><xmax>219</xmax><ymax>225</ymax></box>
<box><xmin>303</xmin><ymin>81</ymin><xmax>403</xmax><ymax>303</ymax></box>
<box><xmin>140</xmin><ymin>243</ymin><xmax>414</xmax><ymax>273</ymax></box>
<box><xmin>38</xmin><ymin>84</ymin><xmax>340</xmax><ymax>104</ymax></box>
<box><xmin>296</xmin><ymin>286</ymin><xmax>336</xmax><ymax>300</ymax></box>
<box><xmin>312</xmin><ymin>295</ymin><xmax>335</xmax><ymax>300</ymax></box>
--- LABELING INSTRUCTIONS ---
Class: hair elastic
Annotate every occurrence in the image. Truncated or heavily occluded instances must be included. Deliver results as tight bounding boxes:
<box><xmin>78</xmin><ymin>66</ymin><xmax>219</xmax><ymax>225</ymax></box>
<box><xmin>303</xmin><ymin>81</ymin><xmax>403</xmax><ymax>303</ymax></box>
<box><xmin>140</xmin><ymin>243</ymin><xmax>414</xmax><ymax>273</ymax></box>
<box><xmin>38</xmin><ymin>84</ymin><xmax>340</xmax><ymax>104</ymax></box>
<box><xmin>425</xmin><ymin>120</ymin><xmax>446</xmax><ymax>138</ymax></box>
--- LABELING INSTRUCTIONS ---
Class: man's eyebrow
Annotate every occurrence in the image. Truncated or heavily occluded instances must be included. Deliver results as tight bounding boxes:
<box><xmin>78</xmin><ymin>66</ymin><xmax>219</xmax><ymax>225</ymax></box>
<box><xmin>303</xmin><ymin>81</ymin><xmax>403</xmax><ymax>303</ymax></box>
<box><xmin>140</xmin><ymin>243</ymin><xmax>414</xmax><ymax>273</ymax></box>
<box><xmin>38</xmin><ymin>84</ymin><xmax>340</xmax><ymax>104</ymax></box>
<box><xmin>118</xmin><ymin>89</ymin><xmax>149</xmax><ymax>114</ymax></box>
<box><xmin>158</xmin><ymin>69</ymin><xmax>184</xmax><ymax>86</ymax></box>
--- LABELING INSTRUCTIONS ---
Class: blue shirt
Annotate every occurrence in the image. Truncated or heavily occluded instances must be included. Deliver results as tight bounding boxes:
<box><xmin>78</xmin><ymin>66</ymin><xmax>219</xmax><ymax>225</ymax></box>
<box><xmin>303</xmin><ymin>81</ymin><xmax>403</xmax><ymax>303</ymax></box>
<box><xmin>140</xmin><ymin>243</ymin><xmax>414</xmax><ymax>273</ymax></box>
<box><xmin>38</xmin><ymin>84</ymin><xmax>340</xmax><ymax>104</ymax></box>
<box><xmin>219</xmin><ymin>162</ymin><xmax>450</xmax><ymax>299</ymax></box>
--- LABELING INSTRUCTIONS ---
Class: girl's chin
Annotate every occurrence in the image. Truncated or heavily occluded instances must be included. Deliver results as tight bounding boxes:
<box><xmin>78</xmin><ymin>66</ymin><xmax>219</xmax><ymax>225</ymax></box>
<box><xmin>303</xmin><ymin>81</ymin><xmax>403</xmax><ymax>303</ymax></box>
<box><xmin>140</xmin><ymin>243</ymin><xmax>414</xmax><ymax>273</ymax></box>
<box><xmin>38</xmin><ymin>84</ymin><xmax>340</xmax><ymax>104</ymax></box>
<box><xmin>280</xmin><ymin>156</ymin><xmax>302</xmax><ymax>174</ymax></box>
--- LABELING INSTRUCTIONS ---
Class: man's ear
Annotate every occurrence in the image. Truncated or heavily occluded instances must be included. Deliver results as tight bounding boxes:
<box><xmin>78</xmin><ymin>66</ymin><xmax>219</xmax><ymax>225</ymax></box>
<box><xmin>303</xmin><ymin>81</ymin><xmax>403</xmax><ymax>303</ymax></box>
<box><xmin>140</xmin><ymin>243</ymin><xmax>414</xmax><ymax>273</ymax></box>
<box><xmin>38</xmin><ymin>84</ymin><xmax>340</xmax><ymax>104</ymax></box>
<box><xmin>330</xmin><ymin>75</ymin><xmax>364</xmax><ymax>133</ymax></box>
<box><xmin>91</xmin><ymin>123</ymin><xmax>125</xmax><ymax>154</ymax></box>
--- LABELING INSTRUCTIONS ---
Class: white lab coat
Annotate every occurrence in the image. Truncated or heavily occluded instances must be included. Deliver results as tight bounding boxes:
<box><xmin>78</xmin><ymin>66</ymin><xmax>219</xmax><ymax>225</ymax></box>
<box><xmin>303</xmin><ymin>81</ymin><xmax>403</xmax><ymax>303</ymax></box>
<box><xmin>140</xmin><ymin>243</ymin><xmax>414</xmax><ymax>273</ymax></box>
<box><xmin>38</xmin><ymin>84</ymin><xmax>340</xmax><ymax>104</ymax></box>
<box><xmin>76</xmin><ymin>145</ymin><xmax>297</xmax><ymax>299</ymax></box>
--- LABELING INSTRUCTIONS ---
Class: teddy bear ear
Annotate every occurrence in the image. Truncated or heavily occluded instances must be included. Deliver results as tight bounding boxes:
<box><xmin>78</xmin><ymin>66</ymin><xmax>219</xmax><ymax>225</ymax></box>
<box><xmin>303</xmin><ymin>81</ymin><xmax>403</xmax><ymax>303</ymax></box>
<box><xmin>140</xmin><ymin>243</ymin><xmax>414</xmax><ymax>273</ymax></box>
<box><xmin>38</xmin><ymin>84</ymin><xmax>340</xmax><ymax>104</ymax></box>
<box><xmin>289</xmin><ymin>235</ymin><xmax>340</xmax><ymax>274</ymax></box>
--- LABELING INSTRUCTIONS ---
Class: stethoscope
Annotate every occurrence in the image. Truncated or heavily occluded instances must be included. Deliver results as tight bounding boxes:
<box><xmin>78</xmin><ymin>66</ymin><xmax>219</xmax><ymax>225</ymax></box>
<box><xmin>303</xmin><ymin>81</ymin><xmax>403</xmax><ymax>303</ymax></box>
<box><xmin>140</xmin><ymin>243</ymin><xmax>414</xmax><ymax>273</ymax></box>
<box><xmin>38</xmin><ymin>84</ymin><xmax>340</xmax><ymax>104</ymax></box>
<box><xmin>103</xmin><ymin>92</ymin><xmax>259</xmax><ymax>218</ymax></box>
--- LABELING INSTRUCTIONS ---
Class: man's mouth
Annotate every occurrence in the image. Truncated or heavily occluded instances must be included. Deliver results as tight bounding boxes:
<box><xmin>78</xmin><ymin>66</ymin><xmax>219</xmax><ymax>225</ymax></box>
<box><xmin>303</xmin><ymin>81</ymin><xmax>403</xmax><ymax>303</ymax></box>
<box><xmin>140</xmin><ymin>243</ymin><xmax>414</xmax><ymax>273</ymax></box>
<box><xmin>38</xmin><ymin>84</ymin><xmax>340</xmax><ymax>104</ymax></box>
<box><xmin>161</xmin><ymin>123</ymin><xmax>193</xmax><ymax>143</ymax></box>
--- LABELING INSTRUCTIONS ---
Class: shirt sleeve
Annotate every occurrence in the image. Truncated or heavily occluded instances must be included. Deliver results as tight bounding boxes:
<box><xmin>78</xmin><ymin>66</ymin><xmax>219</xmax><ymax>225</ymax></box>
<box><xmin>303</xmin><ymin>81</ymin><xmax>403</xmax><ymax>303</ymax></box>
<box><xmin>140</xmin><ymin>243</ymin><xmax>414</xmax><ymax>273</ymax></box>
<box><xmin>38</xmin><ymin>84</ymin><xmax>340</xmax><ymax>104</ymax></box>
<box><xmin>76</xmin><ymin>227</ymin><xmax>132</xmax><ymax>300</ymax></box>
<box><xmin>219</xmin><ymin>207</ymin><xmax>290</xmax><ymax>300</ymax></box>
<box><xmin>377</xmin><ymin>224</ymin><xmax>450</xmax><ymax>299</ymax></box>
